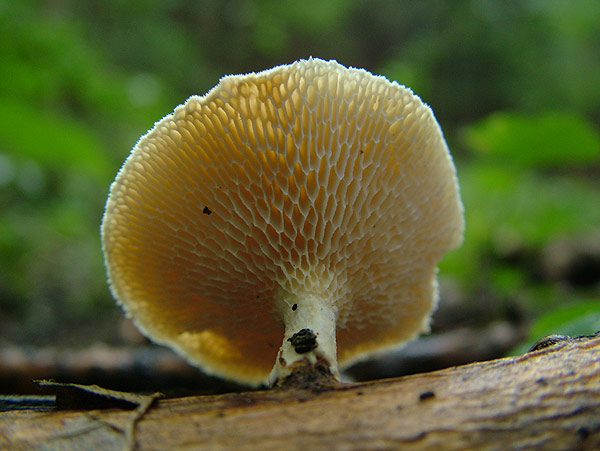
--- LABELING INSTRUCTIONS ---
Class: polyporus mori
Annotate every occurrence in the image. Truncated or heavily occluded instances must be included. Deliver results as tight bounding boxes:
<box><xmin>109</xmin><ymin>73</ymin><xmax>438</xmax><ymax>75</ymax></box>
<box><xmin>101</xmin><ymin>58</ymin><xmax>464</xmax><ymax>387</ymax></box>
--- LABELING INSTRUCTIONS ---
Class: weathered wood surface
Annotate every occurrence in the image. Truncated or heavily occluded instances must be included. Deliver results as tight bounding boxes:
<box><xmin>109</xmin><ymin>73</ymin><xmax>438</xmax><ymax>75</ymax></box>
<box><xmin>1</xmin><ymin>336</ymin><xmax>599</xmax><ymax>450</ymax></box>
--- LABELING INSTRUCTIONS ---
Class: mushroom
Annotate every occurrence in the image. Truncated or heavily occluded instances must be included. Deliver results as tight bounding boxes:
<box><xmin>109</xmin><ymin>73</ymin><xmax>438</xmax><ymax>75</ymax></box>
<box><xmin>101</xmin><ymin>58</ymin><xmax>464</xmax><ymax>387</ymax></box>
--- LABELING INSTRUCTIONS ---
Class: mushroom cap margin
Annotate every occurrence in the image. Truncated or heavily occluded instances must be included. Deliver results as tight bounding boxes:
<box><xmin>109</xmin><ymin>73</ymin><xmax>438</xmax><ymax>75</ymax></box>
<box><xmin>101</xmin><ymin>58</ymin><xmax>464</xmax><ymax>385</ymax></box>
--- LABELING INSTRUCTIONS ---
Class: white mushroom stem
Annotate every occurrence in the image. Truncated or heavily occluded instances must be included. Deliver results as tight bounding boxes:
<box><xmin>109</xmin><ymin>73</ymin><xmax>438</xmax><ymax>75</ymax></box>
<box><xmin>268</xmin><ymin>292</ymin><xmax>339</xmax><ymax>386</ymax></box>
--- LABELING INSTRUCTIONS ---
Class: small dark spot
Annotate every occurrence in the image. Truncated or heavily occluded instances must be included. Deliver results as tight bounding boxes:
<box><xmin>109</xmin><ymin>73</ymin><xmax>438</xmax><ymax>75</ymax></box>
<box><xmin>292</xmin><ymin>304</ymin><xmax>297</xmax><ymax>311</ymax></box>
<box><xmin>288</xmin><ymin>328</ymin><xmax>318</xmax><ymax>354</ymax></box>
<box><xmin>419</xmin><ymin>391</ymin><xmax>435</xmax><ymax>401</ymax></box>
<box><xmin>356</xmin><ymin>391</ymin><xmax>364</xmax><ymax>396</ymax></box>
<box><xmin>278</xmin><ymin>350</ymin><xmax>287</xmax><ymax>367</ymax></box>
<box><xmin>412</xmin><ymin>431</ymin><xmax>428</xmax><ymax>441</ymax></box>
<box><xmin>577</xmin><ymin>426</ymin><xmax>590</xmax><ymax>440</ymax></box>
<box><xmin>396</xmin><ymin>405</ymin><xmax>404</xmax><ymax>411</ymax></box>
<box><xmin>536</xmin><ymin>377</ymin><xmax>548</xmax><ymax>385</ymax></box>
<box><xmin>203</xmin><ymin>206</ymin><xmax>212</xmax><ymax>215</ymax></box>
<box><xmin>359</xmin><ymin>150</ymin><xmax>364</xmax><ymax>154</ymax></box>
<box><xmin>216</xmin><ymin>411</ymin><xmax>225</xmax><ymax>418</ymax></box>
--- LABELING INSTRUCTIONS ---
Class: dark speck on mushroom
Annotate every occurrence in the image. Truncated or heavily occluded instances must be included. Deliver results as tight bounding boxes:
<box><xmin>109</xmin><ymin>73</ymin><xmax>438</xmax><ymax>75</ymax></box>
<box><xmin>292</xmin><ymin>304</ymin><xmax>297</xmax><ymax>311</ymax></box>
<box><xmin>288</xmin><ymin>328</ymin><xmax>317</xmax><ymax>354</ymax></box>
<box><xmin>203</xmin><ymin>206</ymin><xmax>212</xmax><ymax>215</ymax></box>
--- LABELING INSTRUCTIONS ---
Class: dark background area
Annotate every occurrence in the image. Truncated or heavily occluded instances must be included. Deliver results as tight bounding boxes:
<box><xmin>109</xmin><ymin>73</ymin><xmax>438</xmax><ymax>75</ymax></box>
<box><xmin>1</xmin><ymin>0</ymin><xmax>599</xmax><ymax>393</ymax></box>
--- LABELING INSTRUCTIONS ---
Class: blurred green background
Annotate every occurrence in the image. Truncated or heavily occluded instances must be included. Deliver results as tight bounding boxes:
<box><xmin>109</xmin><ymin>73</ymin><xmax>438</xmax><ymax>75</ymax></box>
<box><xmin>1</xmin><ymin>0</ymin><xmax>599</xmax><ymax>362</ymax></box>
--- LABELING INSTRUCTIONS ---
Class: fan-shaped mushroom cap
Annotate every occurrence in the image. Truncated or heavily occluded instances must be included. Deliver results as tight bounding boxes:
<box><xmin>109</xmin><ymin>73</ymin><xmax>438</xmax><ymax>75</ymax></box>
<box><xmin>101</xmin><ymin>58</ymin><xmax>464</xmax><ymax>386</ymax></box>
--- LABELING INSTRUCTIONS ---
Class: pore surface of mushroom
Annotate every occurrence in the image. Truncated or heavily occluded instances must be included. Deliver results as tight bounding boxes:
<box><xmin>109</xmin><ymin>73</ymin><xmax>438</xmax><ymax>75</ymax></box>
<box><xmin>101</xmin><ymin>58</ymin><xmax>464</xmax><ymax>386</ymax></box>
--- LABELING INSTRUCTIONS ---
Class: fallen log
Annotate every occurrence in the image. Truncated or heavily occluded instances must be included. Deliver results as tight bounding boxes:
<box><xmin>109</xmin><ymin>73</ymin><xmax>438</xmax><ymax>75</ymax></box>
<box><xmin>1</xmin><ymin>336</ymin><xmax>599</xmax><ymax>450</ymax></box>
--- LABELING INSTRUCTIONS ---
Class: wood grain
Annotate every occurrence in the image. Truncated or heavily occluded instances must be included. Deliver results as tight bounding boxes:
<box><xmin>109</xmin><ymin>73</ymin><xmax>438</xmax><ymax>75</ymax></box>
<box><xmin>1</xmin><ymin>336</ymin><xmax>599</xmax><ymax>450</ymax></box>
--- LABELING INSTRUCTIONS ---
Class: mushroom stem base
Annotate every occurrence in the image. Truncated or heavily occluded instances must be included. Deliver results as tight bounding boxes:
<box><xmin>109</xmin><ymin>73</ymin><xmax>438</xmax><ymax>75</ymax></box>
<box><xmin>268</xmin><ymin>292</ymin><xmax>339</xmax><ymax>387</ymax></box>
<box><xmin>273</xmin><ymin>355</ymin><xmax>342</xmax><ymax>390</ymax></box>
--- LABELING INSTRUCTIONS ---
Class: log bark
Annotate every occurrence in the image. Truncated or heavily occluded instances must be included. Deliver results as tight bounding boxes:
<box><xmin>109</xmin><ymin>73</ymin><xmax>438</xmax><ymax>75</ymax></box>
<box><xmin>1</xmin><ymin>336</ymin><xmax>599</xmax><ymax>450</ymax></box>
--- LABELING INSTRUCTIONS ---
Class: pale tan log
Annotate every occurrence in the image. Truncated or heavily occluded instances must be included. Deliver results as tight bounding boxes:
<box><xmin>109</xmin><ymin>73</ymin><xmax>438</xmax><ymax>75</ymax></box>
<box><xmin>1</xmin><ymin>337</ymin><xmax>599</xmax><ymax>450</ymax></box>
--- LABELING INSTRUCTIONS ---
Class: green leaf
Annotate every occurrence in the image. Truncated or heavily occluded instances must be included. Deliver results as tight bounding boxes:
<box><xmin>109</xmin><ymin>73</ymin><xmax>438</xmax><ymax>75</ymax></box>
<box><xmin>511</xmin><ymin>300</ymin><xmax>600</xmax><ymax>354</ymax></box>
<box><xmin>464</xmin><ymin>111</ymin><xmax>600</xmax><ymax>168</ymax></box>
<box><xmin>440</xmin><ymin>161</ymin><xmax>600</xmax><ymax>288</ymax></box>
<box><xmin>529</xmin><ymin>301</ymin><xmax>600</xmax><ymax>338</ymax></box>
<box><xmin>0</xmin><ymin>100</ymin><xmax>111</xmax><ymax>181</ymax></box>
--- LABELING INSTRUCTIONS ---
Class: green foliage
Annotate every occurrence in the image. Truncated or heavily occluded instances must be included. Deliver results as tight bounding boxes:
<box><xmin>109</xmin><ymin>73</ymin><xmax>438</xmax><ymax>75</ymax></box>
<box><xmin>511</xmin><ymin>301</ymin><xmax>600</xmax><ymax>354</ymax></box>
<box><xmin>441</xmin><ymin>163</ymin><xmax>600</xmax><ymax>281</ymax></box>
<box><xmin>528</xmin><ymin>301</ymin><xmax>600</xmax><ymax>338</ymax></box>
<box><xmin>250</xmin><ymin>0</ymin><xmax>354</xmax><ymax>56</ymax></box>
<box><xmin>0</xmin><ymin>100</ymin><xmax>111</xmax><ymax>181</ymax></box>
<box><xmin>443</xmin><ymin>104</ymin><xmax>600</xmax><ymax>329</ymax></box>
<box><xmin>464</xmin><ymin>112</ymin><xmax>600</xmax><ymax>169</ymax></box>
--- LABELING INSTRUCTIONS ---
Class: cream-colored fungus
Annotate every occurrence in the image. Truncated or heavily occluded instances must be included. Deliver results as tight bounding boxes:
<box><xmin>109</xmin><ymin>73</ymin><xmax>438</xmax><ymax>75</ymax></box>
<box><xmin>101</xmin><ymin>58</ymin><xmax>464</xmax><ymax>386</ymax></box>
